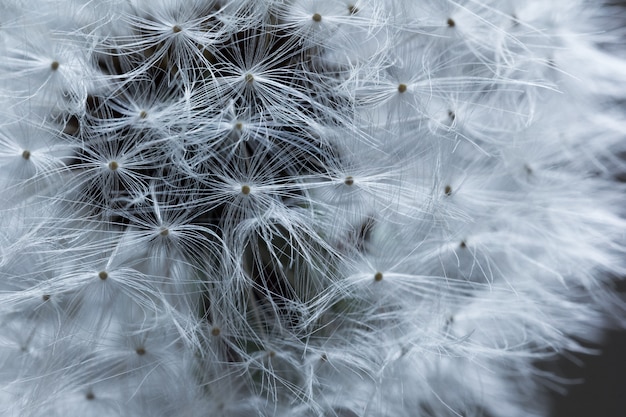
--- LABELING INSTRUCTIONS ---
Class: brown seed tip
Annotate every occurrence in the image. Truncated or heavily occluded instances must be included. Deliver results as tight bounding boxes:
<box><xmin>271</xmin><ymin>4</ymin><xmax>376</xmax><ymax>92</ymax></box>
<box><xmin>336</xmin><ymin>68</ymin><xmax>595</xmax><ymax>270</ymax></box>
<box><xmin>448</xmin><ymin>110</ymin><xmax>456</xmax><ymax>121</ymax></box>
<box><xmin>374</xmin><ymin>271</ymin><xmax>383</xmax><ymax>282</ymax></box>
<box><xmin>22</xmin><ymin>150</ymin><xmax>31</xmax><ymax>160</ymax></box>
<box><xmin>241</xmin><ymin>184</ymin><xmax>251</xmax><ymax>195</ymax></box>
<box><xmin>108</xmin><ymin>161</ymin><xmax>119</xmax><ymax>171</ymax></box>
<box><xmin>268</xmin><ymin>350</ymin><xmax>276</xmax><ymax>358</ymax></box>
<box><xmin>234</xmin><ymin>122</ymin><xmax>243</xmax><ymax>130</ymax></box>
<box><xmin>344</xmin><ymin>176</ymin><xmax>354</xmax><ymax>186</ymax></box>
<box><xmin>244</xmin><ymin>73</ymin><xmax>254</xmax><ymax>83</ymax></box>
<box><xmin>86</xmin><ymin>392</ymin><xmax>95</xmax><ymax>400</ymax></box>
<box><xmin>348</xmin><ymin>5</ymin><xmax>358</xmax><ymax>14</ymax></box>
<box><xmin>42</xmin><ymin>294</ymin><xmax>50</xmax><ymax>302</ymax></box>
<box><xmin>139</xmin><ymin>110</ymin><xmax>148</xmax><ymax>119</ymax></box>
<box><xmin>524</xmin><ymin>164</ymin><xmax>533</xmax><ymax>175</ymax></box>
<box><xmin>172</xmin><ymin>25</ymin><xmax>182</xmax><ymax>33</ymax></box>
<box><xmin>444</xmin><ymin>185</ymin><xmax>452</xmax><ymax>196</ymax></box>
<box><xmin>98</xmin><ymin>271</ymin><xmax>108</xmax><ymax>280</ymax></box>
<box><xmin>460</xmin><ymin>240</ymin><xmax>467</xmax><ymax>249</ymax></box>
<box><xmin>447</xmin><ymin>18</ymin><xmax>455</xmax><ymax>27</ymax></box>
<box><xmin>312</xmin><ymin>13</ymin><xmax>322</xmax><ymax>22</ymax></box>
<box><xmin>50</xmin><ymin>61</ymin><xmax>60</xmax><ymax>71</ymax></box>
<box><xmin>211</xmin><ymin>327</ymin><xmax>221</xmax><ymax>336</ymax></box>
<box><xmin>398</xmin><ymin>83</ymin><xmax>407</xmax><ymax>93</ymax></box>
<box><xmin>136</xmin><ymin>347</ymin><xmax>146</xmax><ymax>355</ymax></box>
<box><xmin>160</xmin><ymin>228</ymin><xmax>169</xmax><ymax>237</ymax></box>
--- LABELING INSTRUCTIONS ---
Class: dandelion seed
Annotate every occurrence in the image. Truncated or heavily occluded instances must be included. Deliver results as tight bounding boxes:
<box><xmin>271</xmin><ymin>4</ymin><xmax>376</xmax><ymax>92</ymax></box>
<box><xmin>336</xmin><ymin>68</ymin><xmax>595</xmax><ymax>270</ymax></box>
<box><xmin>98</xmin><ymin>271</ymin><xmax>108</xmax><ymax>280</ymax></box>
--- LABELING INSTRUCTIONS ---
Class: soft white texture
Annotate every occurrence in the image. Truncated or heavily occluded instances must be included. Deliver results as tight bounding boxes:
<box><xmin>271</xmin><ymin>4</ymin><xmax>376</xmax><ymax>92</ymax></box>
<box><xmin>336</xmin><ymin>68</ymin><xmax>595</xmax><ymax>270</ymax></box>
<box><xmin>0</xmin><ymin>1</ymin><xmax>625</xmax><ymax>416</ymax></box>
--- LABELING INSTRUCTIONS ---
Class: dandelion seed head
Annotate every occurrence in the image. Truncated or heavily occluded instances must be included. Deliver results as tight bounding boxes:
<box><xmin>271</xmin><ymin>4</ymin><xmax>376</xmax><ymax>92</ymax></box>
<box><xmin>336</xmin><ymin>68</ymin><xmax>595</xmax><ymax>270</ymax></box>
<box><xmin>1</xmin><ymin>1</ymin><xmax>624</xmax><ymax>416</ymax></box>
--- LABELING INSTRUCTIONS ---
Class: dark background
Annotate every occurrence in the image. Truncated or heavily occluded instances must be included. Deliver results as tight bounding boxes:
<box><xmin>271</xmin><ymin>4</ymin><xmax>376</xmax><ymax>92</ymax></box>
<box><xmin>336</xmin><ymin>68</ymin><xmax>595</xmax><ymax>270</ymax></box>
<box><xmin>550</xmin><ymin>329</ymin><xmax>626</xmax><ymax>417</ymax></box>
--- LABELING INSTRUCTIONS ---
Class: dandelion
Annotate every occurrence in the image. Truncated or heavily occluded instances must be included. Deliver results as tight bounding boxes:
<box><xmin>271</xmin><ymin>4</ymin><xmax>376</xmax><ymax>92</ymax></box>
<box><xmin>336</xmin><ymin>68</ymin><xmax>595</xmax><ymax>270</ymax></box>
<box><xmin>1</xmin><ymin>1</ymin><xmax>625</xmax><ymax>416</ymax></box>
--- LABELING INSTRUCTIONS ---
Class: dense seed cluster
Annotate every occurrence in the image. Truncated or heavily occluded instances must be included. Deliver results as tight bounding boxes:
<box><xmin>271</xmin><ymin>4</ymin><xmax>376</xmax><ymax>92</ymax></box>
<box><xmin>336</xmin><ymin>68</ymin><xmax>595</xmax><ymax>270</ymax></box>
<box><xmin>0</xmin><ymin>1</ymin><xmax>625</xmax><ymax>417</ymax></box>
